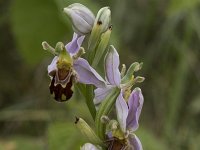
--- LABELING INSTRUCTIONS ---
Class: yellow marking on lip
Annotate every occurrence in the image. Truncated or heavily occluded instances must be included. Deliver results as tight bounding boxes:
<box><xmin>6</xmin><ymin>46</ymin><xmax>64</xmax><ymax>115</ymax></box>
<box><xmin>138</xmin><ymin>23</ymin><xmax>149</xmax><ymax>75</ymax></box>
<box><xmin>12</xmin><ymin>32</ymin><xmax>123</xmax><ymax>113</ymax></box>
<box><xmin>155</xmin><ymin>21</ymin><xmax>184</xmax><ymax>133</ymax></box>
<box><xmin>61</xmin><ymin>94</ymin><xmax>67</xmax><ymax>101</ymax></box>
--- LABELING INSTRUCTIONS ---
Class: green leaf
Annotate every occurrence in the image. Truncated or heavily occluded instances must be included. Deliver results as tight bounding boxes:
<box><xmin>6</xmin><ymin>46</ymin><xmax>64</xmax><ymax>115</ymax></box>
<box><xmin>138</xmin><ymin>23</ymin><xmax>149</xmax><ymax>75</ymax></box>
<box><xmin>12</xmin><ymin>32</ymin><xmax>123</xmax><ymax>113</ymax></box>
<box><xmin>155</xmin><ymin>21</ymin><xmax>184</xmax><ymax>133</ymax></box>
<box><xmin>10</xmin><ymin>0</ymin><xmax>69</xmax><ymax>65</ymax></box>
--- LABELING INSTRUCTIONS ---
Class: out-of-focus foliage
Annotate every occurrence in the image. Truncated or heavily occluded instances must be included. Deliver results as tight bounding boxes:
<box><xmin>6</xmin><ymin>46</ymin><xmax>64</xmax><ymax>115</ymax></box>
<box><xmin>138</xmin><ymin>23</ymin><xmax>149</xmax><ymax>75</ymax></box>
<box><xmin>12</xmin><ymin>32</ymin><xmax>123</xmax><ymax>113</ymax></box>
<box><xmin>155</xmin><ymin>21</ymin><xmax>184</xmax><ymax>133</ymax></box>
<box><xmin>10</xmin><ymin>0</ymin><xmax>69</xmax><ymax>65</ymax></box>
<box><xmin>0</xmin><ymin>0</ymin><xmax>200</xmax><ymax>150</ymax></box>
<box><xmin>110</xmin><ymin>0</ymin><xmax>200</xmax><ymax>149</ymax></box>
<box><xmin>137</xmin><ymin>128</ymin><xmax>167</xmax><ymax>150</ymax></box>
<box><xmin>48</xmin><ymin>122</ymin><xmax>86</xmax><ymax>150</ymax></box>
<box><xmin>0</xmin><ymin>136</ymin><xmax>44</xmax><ymax>150</ymax></box>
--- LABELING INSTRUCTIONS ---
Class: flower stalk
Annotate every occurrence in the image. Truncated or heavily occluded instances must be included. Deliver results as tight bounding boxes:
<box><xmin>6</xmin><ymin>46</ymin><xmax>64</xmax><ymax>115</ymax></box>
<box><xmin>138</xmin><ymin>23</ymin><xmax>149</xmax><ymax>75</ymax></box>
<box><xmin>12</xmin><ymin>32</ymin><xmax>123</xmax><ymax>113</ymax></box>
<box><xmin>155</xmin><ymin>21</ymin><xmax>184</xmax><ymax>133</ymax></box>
<box><xmin>85</xmin><ymin>85</ymin><xmax>96</xmax><ymax>120</ymax></box>
<box><xmin>42</xmin><ymin>3</ymin><xmax>144</xmax><ymax>150</ymax></box>
<box><xmin>95</xmin><ymin>87</ymin><xmax>120</xmax><ymax>140</ymax></box>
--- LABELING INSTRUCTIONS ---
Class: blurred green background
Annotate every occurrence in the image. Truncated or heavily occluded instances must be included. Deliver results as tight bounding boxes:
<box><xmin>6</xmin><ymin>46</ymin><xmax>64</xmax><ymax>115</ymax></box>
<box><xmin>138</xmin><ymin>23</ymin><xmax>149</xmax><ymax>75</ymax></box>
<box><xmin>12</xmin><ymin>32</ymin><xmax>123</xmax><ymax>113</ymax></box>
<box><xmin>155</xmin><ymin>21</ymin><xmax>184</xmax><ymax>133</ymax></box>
<box><xmin>0</xmin><ymin>0</ymin><xmax>200</xmax><ymax>149</ymax></box>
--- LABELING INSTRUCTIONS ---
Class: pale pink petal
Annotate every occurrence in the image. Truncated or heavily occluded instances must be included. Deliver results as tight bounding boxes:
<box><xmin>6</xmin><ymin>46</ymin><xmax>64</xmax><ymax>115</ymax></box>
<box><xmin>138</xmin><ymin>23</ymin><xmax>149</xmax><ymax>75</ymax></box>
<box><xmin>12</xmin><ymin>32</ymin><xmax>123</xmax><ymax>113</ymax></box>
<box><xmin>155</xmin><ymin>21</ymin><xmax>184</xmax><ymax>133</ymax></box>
<box><xmin>94</xmin><ymin>85</ymin><xmax>113</xmax><ymax>105</ymax></box>
<box><xmin>65</xmin><ymin>33</ymin><xmax>85</xmax><ymax>54</ymax></box>
<box><xmin>73</xmin><ymin>58</ymin><xmax>106</xmax><ymax>88</ymax></box>
<box><xmin>104</xmin><ymin>45</ymin><xmax>121</xmax><ymax>86</ymax></box>
<box><xmin>129</xmin><ymin>134</ymin><xmax>143</xmax><ymax>150</ymax></box>
<box><xmin>47</xmin><ymin>56</ymin><xmax>58</xmax><ymax>77</ymax></box>
<box><xmin>116</xmin><ymin>91</ymin><xmax>128</xmax><ymax>132</ymax></box>
<box><xmin>126</xmin><ymin>88</ymin><xmax>144</xmax><ymax>131</ymax></box>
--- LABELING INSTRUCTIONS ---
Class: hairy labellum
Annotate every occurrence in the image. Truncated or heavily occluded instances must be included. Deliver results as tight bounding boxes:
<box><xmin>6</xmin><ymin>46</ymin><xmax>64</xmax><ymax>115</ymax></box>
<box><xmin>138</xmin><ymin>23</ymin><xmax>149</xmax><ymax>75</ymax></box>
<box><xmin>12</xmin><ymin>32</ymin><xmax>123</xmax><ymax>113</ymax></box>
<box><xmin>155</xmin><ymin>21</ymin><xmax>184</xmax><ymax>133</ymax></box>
<box><xmin>49</xmin><ymin>69</ymin><xmax>76</xmax><ymax>102</ymax></box>
<box><xmin>107</xmin><ymin>137</ymin><xmax>127</xmax><ymax>150</ymax></box>
<box><xmin>55</xmin><ymin>68</ymin><xmax>73</xmax><ymax>85</ymax></box>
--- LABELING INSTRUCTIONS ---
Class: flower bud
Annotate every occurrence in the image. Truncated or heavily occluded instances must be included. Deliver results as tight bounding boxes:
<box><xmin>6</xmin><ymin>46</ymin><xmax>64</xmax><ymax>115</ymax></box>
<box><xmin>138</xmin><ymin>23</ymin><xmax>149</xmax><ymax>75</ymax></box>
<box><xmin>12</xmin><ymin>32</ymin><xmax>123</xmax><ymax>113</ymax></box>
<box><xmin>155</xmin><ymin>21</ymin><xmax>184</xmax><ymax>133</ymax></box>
<box><xmin>95</xmin><ymin>7</ymin><xmax>111</xmax><ymax>33</ymax></box>
<box><xmin>63</xmin><ymin>3</ymin><xmax>95</xmax><ymax>35</ymax></box>
<box><xmin>88</xmin><ymin>7</ymin><xmax>111</xmax><ymax>52</ymax></box>
<box><xmin>75</xmin><ymin>117</ymin><xmax>102</xmax><ymax>145</ymax></box>
<box><xmin>92</xmin><ymin>26</ymin><xmax>112</xmax><ymax>67</ymax></box>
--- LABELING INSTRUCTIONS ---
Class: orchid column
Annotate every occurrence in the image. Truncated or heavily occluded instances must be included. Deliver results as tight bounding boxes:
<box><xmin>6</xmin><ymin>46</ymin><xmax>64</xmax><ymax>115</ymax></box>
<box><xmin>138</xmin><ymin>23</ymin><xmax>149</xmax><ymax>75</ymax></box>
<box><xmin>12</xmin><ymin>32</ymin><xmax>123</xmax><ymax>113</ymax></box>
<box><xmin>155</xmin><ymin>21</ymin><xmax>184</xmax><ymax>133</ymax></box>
<box><xmin>42</xmin><ymin>3</ymin><xmax>144</xmax><ymax>150</ymax></box>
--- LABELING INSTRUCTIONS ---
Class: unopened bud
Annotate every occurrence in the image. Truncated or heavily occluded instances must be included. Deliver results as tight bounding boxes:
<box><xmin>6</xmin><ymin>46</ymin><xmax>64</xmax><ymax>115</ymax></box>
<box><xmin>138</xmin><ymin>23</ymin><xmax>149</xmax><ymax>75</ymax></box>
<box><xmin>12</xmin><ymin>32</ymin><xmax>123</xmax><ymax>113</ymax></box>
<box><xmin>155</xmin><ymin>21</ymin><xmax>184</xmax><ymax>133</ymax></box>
<box><xmin>92</xmin><ymin>26</ymin><xmax>112</xmax><ymax>67</ymax></box>
<box><xmin>95</xmin><ymin>7</ymin><xmax>111</xmax><ymax>33</ymax></box>
<box><xmin>63</xmin><ymin>3</ymin><xmax>95</xmax><ymax>35</ymax></box>
<box><xmin>75</xmin><ymin>117</ymin><xmax>102</xmax><ymax>145</ymax></box>
<box><xmin>88</xmin><ymin>7</ymin><xmax>111</xmax><ymax>52</ymax></box>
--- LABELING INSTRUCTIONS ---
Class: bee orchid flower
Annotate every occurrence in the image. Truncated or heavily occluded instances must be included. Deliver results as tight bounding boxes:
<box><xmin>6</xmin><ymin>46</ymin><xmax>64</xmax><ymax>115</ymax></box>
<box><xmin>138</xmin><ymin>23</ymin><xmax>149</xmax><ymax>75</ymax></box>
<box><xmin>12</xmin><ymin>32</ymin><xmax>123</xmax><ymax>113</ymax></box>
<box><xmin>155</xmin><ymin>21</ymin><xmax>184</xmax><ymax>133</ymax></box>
<box><xmin>42</xmin><ymin>33</ymin><xmax>105</xmax><ymax>102</ymax></box>
<box><xmin>94</xmin><ymin>45</ymin><xmax>144</xmax><ymax>106</ymax></box>
<box><xmin>93</xmin><ymin>45</ymin><xmax>144</xmax><ymax>149</ymax></box>
<box><xmin>113</xmin><ymin>88</ymin><xmax>144</xmax><ymax>150</ymax></box>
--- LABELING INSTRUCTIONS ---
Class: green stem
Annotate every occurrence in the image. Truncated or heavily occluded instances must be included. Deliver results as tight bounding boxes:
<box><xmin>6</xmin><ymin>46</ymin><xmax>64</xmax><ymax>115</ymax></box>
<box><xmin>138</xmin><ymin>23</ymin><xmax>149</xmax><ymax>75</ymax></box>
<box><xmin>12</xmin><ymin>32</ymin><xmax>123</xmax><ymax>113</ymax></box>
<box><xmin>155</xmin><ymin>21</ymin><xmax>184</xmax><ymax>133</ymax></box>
<box><xmin>85</xmin><ymin>85</ymin><xmax>96</xmax><ymax>120</ymax></box>
<box><xmin>76</xmin><ymin>84</ymin><xmax>96</xmax><ymax>120</ymax></box>
<box><xmin>95</xmin><ymin>88</ymin><xmax>120</xmax><ymax>140</ymax></box>
<box><xmin>76</xmin><ymin>83</ymin><xmax>86</xmax><ymax>98</ymax></box>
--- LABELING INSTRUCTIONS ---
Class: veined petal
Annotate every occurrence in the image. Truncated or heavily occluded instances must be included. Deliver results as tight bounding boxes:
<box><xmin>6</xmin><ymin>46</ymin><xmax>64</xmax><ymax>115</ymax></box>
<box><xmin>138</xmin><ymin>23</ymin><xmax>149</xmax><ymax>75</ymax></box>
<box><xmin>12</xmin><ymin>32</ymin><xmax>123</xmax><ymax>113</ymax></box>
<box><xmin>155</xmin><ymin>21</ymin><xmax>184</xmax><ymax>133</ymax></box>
<box><xmin>70</xmin><ymin>3</ymin><xmax>95</xmax><ymax>27</ymax></box>
<box><xmin>73</xmin><ymin>58</ymin><xmax>106</xmax><ymax>88</ymax></box>
<box><xmin>81</xmin><ymin>143</ymin><xmax>101</xmax><ymax>150</ymax></box>
<box><xmin>129</xmin><ymin>134</ymin><xmax>143</xmax><ymax>150</ymax></box>
<box><xmin>48</xmin><ymin>56</ymin><xmax>58</xmax><ymax>77</ymax></box>
<box><xmin>126</xmin><ymin>88</ymin><xmax>144</xmax><ymax>131</ymax></box>
<box><xmin>65</xmin><ymin>33</ymin><xmax>85</xmax><ymax>54</ymax></box>
<box><xmin>64</xmin><ymin>3</ymin><xmax>95</xmax><ymax>35</ymax></box>
<box><xmin>94</xmin><ymin>85</ymin><xmax>113</xmax><ymax>105</ymax></box>
<box><xmin>116</xmin><ymin>91</ymin><xmax>128</xmax><ymax>133</ymax></box>
<box><xmin>105</xmin><ymin>45</ymin><xmax>121</xmax><ymax>86</ymax></box>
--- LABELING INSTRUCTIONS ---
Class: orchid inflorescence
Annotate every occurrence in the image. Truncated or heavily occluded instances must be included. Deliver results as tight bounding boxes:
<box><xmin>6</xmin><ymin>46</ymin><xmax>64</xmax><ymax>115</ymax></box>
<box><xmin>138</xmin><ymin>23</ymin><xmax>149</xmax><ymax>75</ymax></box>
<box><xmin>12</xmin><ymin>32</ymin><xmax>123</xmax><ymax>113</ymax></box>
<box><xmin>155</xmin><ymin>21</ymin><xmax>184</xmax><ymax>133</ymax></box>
<box><xmin>42</xmin><ymin>3</ymin><xmax>144</xmax><ymax>150</ymax></box>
